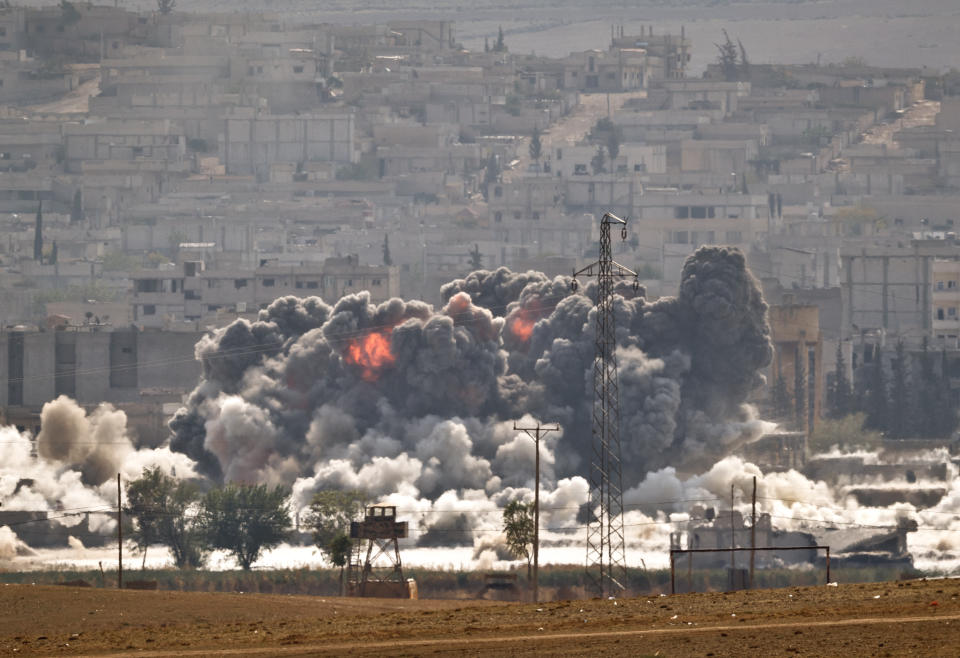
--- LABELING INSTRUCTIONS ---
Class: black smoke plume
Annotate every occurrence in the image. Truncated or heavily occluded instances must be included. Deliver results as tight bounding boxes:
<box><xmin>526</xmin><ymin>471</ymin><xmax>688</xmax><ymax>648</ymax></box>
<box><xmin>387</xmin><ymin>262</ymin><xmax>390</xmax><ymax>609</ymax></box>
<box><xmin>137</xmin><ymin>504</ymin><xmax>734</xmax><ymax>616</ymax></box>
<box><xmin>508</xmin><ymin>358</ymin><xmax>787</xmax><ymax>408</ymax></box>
<box><xmin>169</xmin><ymin>248</ymin><xmax>772</xmax><ymax>523</ymax></box>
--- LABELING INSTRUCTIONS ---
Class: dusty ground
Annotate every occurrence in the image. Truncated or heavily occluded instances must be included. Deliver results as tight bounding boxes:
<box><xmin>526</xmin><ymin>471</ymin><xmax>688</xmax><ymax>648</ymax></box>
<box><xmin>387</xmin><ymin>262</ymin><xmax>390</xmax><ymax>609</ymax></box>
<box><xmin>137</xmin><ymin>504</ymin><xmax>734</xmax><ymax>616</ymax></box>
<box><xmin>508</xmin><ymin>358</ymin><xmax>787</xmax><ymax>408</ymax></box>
<box><xmin>2</xmin><ymin>578</ymin><xmax>960</xmax><ymax>656</ymax></box>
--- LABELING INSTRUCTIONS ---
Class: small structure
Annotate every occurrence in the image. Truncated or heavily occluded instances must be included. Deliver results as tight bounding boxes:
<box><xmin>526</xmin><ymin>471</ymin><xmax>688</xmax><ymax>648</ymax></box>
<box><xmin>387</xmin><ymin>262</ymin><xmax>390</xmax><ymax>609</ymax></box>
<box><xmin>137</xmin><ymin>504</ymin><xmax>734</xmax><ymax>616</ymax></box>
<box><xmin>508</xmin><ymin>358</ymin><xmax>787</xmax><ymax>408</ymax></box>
<box><xmin>476</xmin><ymin>572</ymin><xmax>521</xmax><ymax>600</ymax></box>
<box><xmin>346</xmin><ymin>504</ymin><xmax>416</xmax><ymax>598</ymax></box>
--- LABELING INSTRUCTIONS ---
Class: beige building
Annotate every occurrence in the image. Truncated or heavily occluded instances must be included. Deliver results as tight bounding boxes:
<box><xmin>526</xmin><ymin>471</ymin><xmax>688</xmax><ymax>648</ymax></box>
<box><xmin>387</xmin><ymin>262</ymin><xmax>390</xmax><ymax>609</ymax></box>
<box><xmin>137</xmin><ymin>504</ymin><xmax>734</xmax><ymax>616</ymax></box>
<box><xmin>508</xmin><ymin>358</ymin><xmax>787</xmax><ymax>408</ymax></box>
<box><xmin>768</xmin><ymin>300</ymin><xmax>822</xmax><ymax>432</ymax></box>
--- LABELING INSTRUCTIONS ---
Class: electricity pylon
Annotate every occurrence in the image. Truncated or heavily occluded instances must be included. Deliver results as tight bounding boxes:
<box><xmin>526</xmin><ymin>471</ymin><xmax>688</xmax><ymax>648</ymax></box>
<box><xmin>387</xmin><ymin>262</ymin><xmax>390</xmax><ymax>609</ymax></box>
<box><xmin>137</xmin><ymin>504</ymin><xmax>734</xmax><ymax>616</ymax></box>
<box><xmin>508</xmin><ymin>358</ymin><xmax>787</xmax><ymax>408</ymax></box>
<box><xmin>571</xmin><ymin>212</ymin><xmax>638</xmax><ymax>598</ymax></box>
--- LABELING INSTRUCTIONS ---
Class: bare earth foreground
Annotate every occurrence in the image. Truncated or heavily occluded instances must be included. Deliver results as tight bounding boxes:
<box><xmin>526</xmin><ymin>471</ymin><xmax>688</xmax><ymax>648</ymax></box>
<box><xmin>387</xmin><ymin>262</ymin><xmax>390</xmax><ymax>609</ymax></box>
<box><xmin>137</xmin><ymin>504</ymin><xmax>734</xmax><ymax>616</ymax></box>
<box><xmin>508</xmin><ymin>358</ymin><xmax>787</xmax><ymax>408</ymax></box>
<box><xmin>3</xmin><ymin>579</ymin><xmax>960</xmax><ymax>656</ymax></box>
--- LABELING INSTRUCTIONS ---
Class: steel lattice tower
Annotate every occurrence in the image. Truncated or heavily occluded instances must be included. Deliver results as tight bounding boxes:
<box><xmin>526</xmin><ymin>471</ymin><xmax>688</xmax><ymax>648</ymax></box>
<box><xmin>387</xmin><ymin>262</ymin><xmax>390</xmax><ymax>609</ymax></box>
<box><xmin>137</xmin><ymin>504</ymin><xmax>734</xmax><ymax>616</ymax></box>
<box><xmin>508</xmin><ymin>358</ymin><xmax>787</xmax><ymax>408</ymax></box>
<box><xmin>572</xmin><ymin>212</ymin><xmax>638</xmax><ymax>598</ymax></box>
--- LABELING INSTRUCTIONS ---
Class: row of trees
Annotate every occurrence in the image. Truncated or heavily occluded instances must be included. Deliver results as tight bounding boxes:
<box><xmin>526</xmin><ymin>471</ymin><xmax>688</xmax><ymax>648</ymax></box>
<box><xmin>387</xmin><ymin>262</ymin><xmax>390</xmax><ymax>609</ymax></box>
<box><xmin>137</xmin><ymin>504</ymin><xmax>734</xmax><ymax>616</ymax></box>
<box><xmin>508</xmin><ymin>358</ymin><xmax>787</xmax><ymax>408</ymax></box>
<box><xmin>834</xmin><ymin>338</ymin><xmax>959</xmax><ymax>438</ymax></box>
<box><xmin>125</xmin><ymin>468</ymin><xmax>292</xmax><ymax>570</ymax></box>
<box><xmin>125</xmin><ymin>469</ymin><xmax>372</xmax><ymax>574</ymax></box>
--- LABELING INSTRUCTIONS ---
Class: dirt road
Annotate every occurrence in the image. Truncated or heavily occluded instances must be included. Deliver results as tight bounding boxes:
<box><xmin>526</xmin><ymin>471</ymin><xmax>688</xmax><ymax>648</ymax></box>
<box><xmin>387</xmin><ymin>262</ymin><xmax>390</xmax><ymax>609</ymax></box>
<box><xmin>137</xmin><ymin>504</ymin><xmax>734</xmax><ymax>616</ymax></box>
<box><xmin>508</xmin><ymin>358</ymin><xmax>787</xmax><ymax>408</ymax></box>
<box><xmin>3</xmin><ymin>577</ymin><xmax>960</xmax><ymax>656</ymax></box>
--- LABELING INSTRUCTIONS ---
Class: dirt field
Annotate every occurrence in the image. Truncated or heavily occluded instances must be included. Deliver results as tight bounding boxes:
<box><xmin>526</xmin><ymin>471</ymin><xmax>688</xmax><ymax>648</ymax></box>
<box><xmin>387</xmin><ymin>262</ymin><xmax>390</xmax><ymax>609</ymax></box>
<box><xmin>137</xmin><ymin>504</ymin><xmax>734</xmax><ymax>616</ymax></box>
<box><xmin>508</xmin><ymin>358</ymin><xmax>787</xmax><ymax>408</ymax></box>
<box><xmin>2</xmin><ymin>577</ymin><xmax>959</xmax><ymax>656</ymax></box>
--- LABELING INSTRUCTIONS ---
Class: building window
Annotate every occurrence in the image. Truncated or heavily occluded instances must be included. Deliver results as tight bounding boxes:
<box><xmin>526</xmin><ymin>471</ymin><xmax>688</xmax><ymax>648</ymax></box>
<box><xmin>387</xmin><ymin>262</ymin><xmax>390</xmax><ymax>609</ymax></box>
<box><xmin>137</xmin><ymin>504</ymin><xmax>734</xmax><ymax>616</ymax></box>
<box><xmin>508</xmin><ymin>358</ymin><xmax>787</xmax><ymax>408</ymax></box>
<box><xmin>938</xmin><ymin>308</ymin><xmax>945</xmax><ymax>320</ymax></box>
<box><xmin>531</xmin><ymin>211</ymin><xmax>540</xmax><ymax>220</ymax></box>
<box><xmin>574</xmin><ymin>164</ymin><xmax>587</xmax><ymax>175</ymax></box>
<box><xmin>494</xmin><ymin>211</ymin><xmax>503</xmax><ymax>223</ymax></box>
<box><xmin>725</xmin><ymin>231</ymin><xmax>742</xmax><ymax>243</ymax></box>
<box><xmin>674</xmin><ymin>206</ymin><xmax>689</xmax><ymax>219</ymax></box>
<box><xmin>0</xmin><ymin>27</ymin><xmax>6</xmax><ymax>36</ymax></box>
<box><xmin>262</xmin><ymin>278</ymin><xmax>275</xmax><ymax>287</ymax></box>
<box><xmin>372</xmin><ymin>278</ymin><xmax>381</xmax><ymax>286</ymax></box>
<box><xmin>143</xmin><ymin>305</ymin><xmax>156</xmax><ymax>316</ymax></box>
<box><xmin>556</xmin><ymin>148</ymin><xmax>562</xmax><ymax>161</ymax></box>
<box><xmin>950</xmin><ymin>281</ymin><xmax>958</xmax><ymax>289</ymax></box>
<box><xmin>494</xmin><ymin>186</ymin><xmax>502</xmax><ymax>198</ymax></box>
<box><xmin>306</xmin><ymin>281</ymin><xmax>319</xmax><ymax>289</ymax></box>
<box><xmin>513</xmin><ymin>211</ymin><xmax>522</xmax><ymax>219</ymax></box>
<box><xmin>293</xmin><ymin>65</ymin><xmax>304</xmax><ymax>74</ymax></box>
<box><xmin>295</xmin><ymin>281</ymin><xmax>304</xmax><ymax>289</ymax></box>
<box><xmin>673</xmin><ymin>231</ymin><xmax>688</xmax><ymax>244</ymax></box>
<box><xmin>938</xmin><ymin>281</ymin><xmax>945</xmax><ymax>290</ymax></box>
<box><xmin>950</xmin><ymin>307</ymin><xmax>957</xmax><ymax>318</ymax></box>
<box><xmin>234</xmin><ymin>279</ymin><xmax>248</xmax><ymax>289</ymax></box>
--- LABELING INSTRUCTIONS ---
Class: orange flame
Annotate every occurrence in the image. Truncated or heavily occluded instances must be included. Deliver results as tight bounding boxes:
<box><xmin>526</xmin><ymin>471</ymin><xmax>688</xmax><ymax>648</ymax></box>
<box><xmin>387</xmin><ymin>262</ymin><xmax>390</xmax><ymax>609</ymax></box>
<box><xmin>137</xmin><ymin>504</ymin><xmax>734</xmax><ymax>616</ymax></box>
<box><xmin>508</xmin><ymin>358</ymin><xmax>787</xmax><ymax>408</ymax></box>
<box><xmin>510</xmin><ymin>314</ymin><xmax>535</xmax><ymax>342</ymax></box>
<box><xmin>345</xmin><ymin>331</ymin><xmax>396</xmax><ymax>382</ymax></box>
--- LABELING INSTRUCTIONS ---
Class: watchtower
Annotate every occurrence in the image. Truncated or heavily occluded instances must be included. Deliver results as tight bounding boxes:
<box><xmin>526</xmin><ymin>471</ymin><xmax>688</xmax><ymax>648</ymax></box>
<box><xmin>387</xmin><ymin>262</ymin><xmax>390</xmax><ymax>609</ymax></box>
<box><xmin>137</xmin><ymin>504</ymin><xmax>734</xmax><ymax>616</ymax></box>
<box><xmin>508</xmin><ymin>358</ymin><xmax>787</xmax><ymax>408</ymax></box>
<box><xmin>347</xmin><ymin>505</ymin><xmax>413</xmax><ymax>598</ymax></box>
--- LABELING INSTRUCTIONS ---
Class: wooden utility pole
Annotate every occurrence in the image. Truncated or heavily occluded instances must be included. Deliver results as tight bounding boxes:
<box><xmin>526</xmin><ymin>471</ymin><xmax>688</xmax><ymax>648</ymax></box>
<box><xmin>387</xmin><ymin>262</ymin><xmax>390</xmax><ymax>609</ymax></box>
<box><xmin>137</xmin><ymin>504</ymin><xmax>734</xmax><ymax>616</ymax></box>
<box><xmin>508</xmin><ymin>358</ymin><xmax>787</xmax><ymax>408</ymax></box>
<box><xmin>750</xmin><ymin>476</ymin><xmax>757</xmax><ymax>590</ymax></box>
<box><xmin>513</xmin><ymin>421</ymin><xmax>560</xmax><ymax>604</ymax></box>
<box><xmin>117</xmin><ymin>473</ymin><xmax>123</xmax><ymax>590</ymax></box>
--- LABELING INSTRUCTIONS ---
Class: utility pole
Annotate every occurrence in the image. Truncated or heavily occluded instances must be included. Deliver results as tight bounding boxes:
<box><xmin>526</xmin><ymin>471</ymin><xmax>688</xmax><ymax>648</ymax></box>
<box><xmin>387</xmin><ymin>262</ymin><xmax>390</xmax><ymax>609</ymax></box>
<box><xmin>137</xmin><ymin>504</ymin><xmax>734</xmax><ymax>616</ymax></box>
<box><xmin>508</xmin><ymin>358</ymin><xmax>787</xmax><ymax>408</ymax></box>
<box><xmin>750</xmin><ymin>476</ymin><xmax>757</xmax><ymax>590</ymax></box>
<box><xmin>730</xmin><ymin>483</ymin><xmax>735</xmax><ymax>582</ymax></box>
<box><xmin>572</xmin><ymin>212</ymin><xmax>639</xmax><ymax>598</ymax></box>
<box><xmin>117</xmin><ymin>473</ymin><xmax>123</xmax><ymax>590</ymax></box>
<box><xmin>513</xmin><ymin>420</ymin><xmax>560</xmax><ymax>604</ymax></box>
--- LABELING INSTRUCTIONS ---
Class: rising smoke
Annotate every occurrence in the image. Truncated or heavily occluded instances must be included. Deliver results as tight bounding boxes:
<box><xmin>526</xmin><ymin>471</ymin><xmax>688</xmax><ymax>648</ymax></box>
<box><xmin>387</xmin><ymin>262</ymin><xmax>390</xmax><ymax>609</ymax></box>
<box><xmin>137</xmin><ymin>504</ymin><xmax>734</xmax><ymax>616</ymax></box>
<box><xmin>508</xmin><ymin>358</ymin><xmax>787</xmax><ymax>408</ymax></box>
<box><xmin>164</xmin><ymin>246</ymin><xmax>774</xmax><ymax>543</ymax></box>
<box><xmin>0</xmin><ymin>396</ymin><xmax>197</xmax><ymax>555</ymax></box>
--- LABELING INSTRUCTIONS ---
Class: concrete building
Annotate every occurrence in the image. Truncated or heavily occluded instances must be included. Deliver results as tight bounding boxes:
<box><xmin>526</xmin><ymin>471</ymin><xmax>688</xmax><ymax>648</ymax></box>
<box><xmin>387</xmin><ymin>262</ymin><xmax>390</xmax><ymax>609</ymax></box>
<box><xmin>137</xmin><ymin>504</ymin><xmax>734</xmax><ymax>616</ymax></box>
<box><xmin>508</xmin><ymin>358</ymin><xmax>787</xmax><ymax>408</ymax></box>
<box><xmin>840</xmin><ymin>238</ymin><xmax>960</xmax><ymax>339</ymax></box>
<box><xmin>768</xmin><ymin>300</ymin><xmax>823</xmax><ymax>432</ymax></box>
<box><xmin>221</xmin><ymin>108</ymin><xmax>355</xmax><ymax>178</ymax></box>
<box><xmin>932</xmin><ymin>259</ymin><xmax>960</xmax><ymax>341</ymax></box>
<box><xmin>131</xmin><ymin>256</ymin><xmax>398</xmax><ymax>326</ymax></box>
<box><xmin>0</xmin><ymin>325</ymin><xmax>202</xmax><ymax>408</ymax></box>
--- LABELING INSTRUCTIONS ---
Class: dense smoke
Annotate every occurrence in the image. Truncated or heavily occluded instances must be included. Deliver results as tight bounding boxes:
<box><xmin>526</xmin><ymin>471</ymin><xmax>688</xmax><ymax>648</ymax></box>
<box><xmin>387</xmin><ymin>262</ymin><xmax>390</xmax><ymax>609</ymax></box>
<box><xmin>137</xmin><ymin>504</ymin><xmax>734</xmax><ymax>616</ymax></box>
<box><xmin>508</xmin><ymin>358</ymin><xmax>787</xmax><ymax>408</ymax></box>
<box><xmin>0</xmin><ymin>397</ymin><xmax>197</xmax><ymax>553</ymax></box>
<box><xmin>166</xmin><ymin>246</ymin><xmax>773</xmax><ymax>543</ymax></box>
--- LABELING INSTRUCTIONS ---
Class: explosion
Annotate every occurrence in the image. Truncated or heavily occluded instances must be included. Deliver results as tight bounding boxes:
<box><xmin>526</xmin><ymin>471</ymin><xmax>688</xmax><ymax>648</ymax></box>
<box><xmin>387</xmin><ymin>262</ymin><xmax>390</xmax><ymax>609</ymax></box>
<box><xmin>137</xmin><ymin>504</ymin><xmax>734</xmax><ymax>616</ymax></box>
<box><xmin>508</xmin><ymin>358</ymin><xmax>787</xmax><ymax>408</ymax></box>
<box><xmin>345</xmin><ymin>331</ymin><xmax>396</xmax><ymax>382</ymax></box>
<box><xmin>509</xmin><ymin>313</ymin><xmax>535</xmax><ymax>342</ymax></box>
<box><xmin>168</xmin><ymin>246</ymin><xmax>774</xmax><ymax>535</ymax></box>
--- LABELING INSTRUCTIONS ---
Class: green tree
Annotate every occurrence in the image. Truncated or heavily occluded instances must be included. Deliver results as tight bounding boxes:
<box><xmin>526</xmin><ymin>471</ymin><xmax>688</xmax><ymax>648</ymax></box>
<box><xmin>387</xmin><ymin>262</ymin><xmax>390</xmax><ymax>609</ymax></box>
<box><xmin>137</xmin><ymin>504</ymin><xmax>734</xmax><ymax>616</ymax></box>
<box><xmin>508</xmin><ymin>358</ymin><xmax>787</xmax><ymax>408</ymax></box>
<box><xmin>326</xmin><ymin>533</ymin><xmax>353</xmax><ymax>595</ymax></box>
<box><xmin>829</xmin><ymin>342</ymin><xmax>852</xmax><ymax>418</ymax></box>
<box><xmin>738</xmin><ymin>39</ymin><xmax>750</xmax><ymax>80</ymax></box>
<box><xmin>888</xmin><ymin>339</ymin><xmax>910</xmax><ymax>438</ymax></box>
<box><xmin>529</xmin><ymin>125</ymin><xmax>542</xmax><ymax>164</ymax></box>
<box><xmin>494</xmin><ymin>26</ymin><xmax>506</xmax><ymax>53</ymax></box>
<box><xmin>865</xmin><ymin>346</ymin><xmax>888</xmax><ymax>432</ymax></box>
<box><xmin>156</xmin><ymin>0</ymin><xmax>176</xmax><ymax>14</ymax></box>
<box><xmin>469</xmin><ymin>243</ymin><xmax>483</xmax><ymax>270</ymax></box>
<box><xmin>917</xmin><ymin>337</ymin><xmax>938</xmax><ymax>437</ymax></box>
<box><xmin>59</xmin><ymin>0</ymin><xmax>81</xmax><ymax>27</ymax></box>
<box><xmin>606</xmin><ymin>126</ymin><xmax>622</xmax><ymax>162</ymax></box>
<box><xmin>715</xmin><ymin>29</ymin><xmax>738</xmax><ymax>82</ymax></box>
<box><xmin>935</xmin><ymin>349</ymin><xmax>959</xmax><ymax>437</ymax></box>
<box><xmin>125</xmin><ymin>467</ymin><xmax>206</xmax><ymax>569</ymax></box>
<box><xmin>591</xmin><ymin>145</ymin><xmax>607</xmax><ymax>175</ymax></box>
<box><xmin>382</xmin><ymin>234</ymin><xmax>393</xmax><ymax>267</ymax></box>
<box><xmin>306</xmin><ymin>489</ymin><xmax>367</xmax><ymax>550</ymax></box>
<box><xmin>502</xmin><ymin>499</ymin><xmax>534</xmax><ymax>582</ymax></box>
<box><xmin>199</xmin><ymin>484</ymin><xmax>292</xmax><ymax>570</ymax></box>
<box><xmin>808</xmin><ymin>413</ymin><xmax>882</xmax><ymax>453</ymax></box>
<box><xmin>305</xmin><ymin>489</ymin><xmax>366</xmax><ymax>594</ymax></box>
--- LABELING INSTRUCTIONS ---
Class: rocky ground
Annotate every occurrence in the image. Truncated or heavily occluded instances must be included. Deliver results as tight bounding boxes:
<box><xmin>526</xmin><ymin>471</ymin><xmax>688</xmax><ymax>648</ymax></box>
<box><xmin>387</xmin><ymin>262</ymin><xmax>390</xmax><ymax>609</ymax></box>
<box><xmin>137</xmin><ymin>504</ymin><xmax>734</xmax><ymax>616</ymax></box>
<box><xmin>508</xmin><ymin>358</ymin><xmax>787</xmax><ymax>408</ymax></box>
<box><xmin>1</xmin><ymin>577</ymin><xmax>959</xmax><ymax>655</ymax></box>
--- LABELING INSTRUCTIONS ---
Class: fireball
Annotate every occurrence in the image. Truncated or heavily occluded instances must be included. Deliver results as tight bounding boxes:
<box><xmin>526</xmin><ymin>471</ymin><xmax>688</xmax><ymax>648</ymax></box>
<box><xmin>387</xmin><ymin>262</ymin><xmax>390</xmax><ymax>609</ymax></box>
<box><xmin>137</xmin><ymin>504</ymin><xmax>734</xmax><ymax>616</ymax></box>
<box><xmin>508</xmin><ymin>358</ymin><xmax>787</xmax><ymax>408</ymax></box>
<box><xmin>345</xmin><ymin>331</ymin><xmax>396</xmax><ymax>382</ymax></box>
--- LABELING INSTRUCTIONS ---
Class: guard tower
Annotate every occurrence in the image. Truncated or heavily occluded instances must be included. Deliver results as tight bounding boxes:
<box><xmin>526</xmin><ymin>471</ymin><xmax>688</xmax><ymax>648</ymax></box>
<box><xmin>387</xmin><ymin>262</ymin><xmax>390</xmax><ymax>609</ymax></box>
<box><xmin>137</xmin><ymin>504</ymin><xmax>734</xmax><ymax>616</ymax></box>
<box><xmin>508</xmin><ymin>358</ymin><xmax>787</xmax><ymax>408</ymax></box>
<box><xmin>347</xmin><ymin>505</ymin><xmax>415</xmax><ymax>598</ymax></box>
